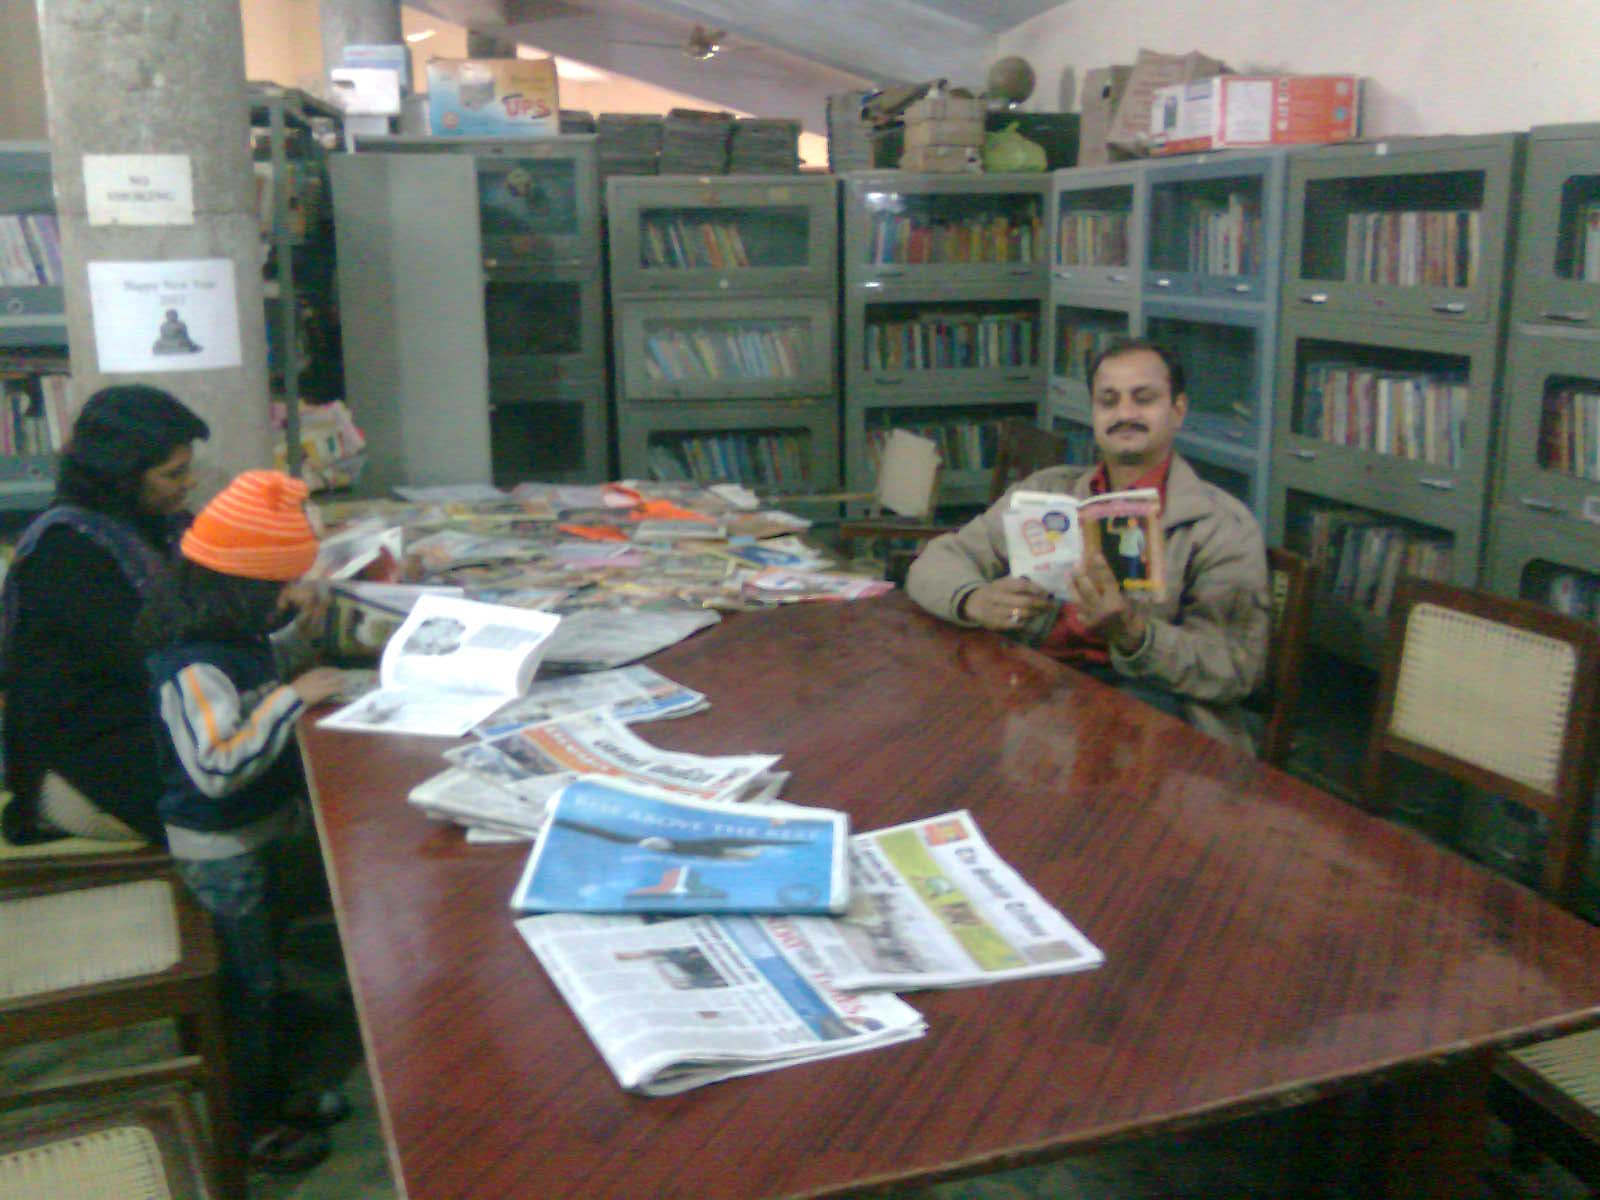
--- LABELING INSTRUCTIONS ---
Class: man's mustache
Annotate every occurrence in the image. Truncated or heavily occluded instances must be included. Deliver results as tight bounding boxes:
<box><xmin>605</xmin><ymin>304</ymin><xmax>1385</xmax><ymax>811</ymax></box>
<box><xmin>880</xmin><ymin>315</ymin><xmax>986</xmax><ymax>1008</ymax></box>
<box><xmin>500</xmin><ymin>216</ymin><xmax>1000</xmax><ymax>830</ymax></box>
<box><xmin>1108</xmin><ymin>421</ymin><xmax>1148</xmax><ymax>434</ymax></box>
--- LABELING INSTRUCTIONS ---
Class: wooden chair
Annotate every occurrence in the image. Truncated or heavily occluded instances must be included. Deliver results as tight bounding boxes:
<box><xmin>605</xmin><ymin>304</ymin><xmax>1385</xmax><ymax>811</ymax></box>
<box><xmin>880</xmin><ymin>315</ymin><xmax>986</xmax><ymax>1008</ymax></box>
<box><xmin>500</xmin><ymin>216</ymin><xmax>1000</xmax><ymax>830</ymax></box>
<box><xmin>0</xmin><ymin>791</ymin><xmax>168</xmax><ymax>883</ymax></box>
<box><xmin>0</xmin><ymin>862</ymin><xmax>245</xmax><ymax>1200</ymax></box>
<box><xmin>0</xmin><ymin>1083</ymin><xmax>213</xmax><ymax>1199</ymax></box>
<box><xmin>837</xmin><ymin>419</ymin><xmax>1071</xmax><ymax>582</ymax></box>
<box><xmin>1253</xmin><ymin>548</ymin><xmax>1317</xmax><ymax>769</ymax></box>
<box><xmin>1358</xmin><ymin>578</ymin><xmax>1600</xmax><ymax>1188</ymax></box>
<box><xmin>1359</xmin><ymin>578</ymin><xmax>1600</xmax><ymax>905</ymax></box>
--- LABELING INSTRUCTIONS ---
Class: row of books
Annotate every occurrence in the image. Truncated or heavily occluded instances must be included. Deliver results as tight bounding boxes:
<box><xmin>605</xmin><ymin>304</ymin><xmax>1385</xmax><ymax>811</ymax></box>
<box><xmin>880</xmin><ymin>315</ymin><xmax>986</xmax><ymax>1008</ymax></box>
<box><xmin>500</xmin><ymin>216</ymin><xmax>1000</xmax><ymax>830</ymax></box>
<box><xmin>1344</xmin><ymin>209</ymin><xmax>1480</xmax><ymax>288</ymax></box>
<box><xmin>0</xmin><ymin>214</ymin><xmax>62</xmax><ymax>286</ymax></box>
<box><xmin>864</xmin><ymin>314</ymin><xmax>1038</xmax><ymax>372</ymax></box>
<box><xmin>868</xmin><ymin>208</ymin><xmax>1043</xmax><ymax>266</ymax></box>
<box><xmin>643</xmin><ymin>325</ymin><xmax>807</xmax><ymax>383</ymax></box>
<box><xmin>1184</xmin><ymin>193</ymin><xmax>1261</xmax><ymax>276</ymax></box>
<box><xmin>1055</xmin><ymin>210</ymin><xmax>1129</xmax><ymax>268</ymax></box>
<box><xmin>1305</xmin><ymin>507</ymin><xmax>1452</xmax><ymax>618</ymax></box>
<box><xmin>0</xmin><ymin>373</ymin><xmax>73</xmax><ymax>456</ymax></box>
<box><xmin>868</xmin><ymin>418</ymin><xmax>1000</xmax><ymax>473</ymax></box>
<box><xmin>640</xmin><ymin>219</ymin><xmax>753</xmax><ymax>271</ymax></box>
<box><xmin>1299</xmin><ymin>362</ymin><xmax>1469</xmax><ymax>467</ymax></box>
<box><xmin>1055</xmin><ymin>324</ymin><xmax>1124</xmax><ymax>379</ymax></box>
<box><xmin>1575</xmin><ymin>202</ymin><xmax>1600</xmax><ymax>284</ymax></box>
<box><xmin>1538</xmin><ymin>385</ymin><xmax>1600</xmax><ymax>481</ymax></box>
<box><xmin>647</xmin><ymin>431</ymin><xmax>812</xmax><ymax>488</ymax></box>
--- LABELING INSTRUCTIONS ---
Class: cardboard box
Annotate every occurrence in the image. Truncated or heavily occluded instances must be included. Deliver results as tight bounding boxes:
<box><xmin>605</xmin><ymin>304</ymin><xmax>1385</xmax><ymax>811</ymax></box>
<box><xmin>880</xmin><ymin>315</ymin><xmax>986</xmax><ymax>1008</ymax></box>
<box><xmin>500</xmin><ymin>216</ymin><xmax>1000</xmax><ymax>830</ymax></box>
<box><xmin>899</xmin><ymin>143</ymin><xmax>982</xmax><ymax>174</ymax></box>
<box><xmin>1105</xmin><ymin>48</ymin><xmax>1229</xmax><ymax>155</ymax></box>
<box><xmin>1077</xmin><ymin>66</ymin><xmax>1132</xmax><ymax>167</ymax></box>
<box><xmin>1149</xmin><ymin>74</ymin><xmax>1360</xmax><ymax>155</ymax></box>
<box><xmin>903</xmin><ymin>117</ymin><xmax>985</xmax><ymax>149</ymax></box>
<box><xmin>426</xmin><ymin>57</ymin><xmax>559</xmax><ymax>137</ymax></box>
<box><xmin>902</xmin><ymin>92</ymin><xmax>985</xmax><ymax>124</ymax></box>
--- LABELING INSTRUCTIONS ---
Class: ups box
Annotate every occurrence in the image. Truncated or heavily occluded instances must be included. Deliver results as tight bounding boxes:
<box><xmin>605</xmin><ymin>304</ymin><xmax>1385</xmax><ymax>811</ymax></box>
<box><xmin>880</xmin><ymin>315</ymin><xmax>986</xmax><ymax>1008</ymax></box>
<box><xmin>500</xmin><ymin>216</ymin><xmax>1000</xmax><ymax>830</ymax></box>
<box><xmin>1149</xmin><ymin>75</ymin><xmax>1359</xmax><ymax>156</ymax></box>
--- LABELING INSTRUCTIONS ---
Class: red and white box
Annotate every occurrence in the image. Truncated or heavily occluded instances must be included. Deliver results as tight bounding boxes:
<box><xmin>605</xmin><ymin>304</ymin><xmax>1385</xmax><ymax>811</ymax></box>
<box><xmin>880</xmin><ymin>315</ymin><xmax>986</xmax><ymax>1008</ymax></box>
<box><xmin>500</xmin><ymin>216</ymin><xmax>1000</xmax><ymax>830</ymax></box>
<box><xmin>1149</xmin><ymin>75</ymin><xmax>1360</xmax><ymax>156</ymax></box>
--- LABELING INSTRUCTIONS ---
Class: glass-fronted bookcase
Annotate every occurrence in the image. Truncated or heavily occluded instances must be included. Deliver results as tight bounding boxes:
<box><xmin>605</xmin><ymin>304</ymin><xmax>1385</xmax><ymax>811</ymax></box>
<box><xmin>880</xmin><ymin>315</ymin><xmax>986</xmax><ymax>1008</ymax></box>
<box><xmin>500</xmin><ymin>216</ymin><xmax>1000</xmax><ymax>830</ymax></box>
<box><xmin>841</xmin><ymin>172</ymin><xmax>1048</xmax><ymax>507</ymax></box>
<box><xmin>607</xmin><ymin>174</ymin><xmax>839</xmax><ymax>494</ymax></box>
<box><xmin>1271</xmin><ymin>134</ymin><xmax>1524</xmax><ymax>666</ymax></box>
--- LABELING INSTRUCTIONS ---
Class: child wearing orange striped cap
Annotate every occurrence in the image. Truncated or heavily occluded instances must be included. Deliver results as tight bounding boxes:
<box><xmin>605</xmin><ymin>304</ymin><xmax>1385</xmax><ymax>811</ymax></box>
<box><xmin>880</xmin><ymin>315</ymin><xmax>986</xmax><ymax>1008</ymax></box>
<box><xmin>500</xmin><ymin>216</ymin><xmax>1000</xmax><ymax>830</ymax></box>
<box><xmin>135</xmin><ymin>469</ymin><xmax>350</xmax><ymax>1173</ymax></box>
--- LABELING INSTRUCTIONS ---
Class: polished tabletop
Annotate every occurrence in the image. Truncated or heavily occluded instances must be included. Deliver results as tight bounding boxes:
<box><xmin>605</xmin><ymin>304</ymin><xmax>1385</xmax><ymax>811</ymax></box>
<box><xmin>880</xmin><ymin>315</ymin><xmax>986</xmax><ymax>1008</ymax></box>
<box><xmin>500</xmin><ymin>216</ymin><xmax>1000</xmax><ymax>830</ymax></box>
<box><xmin>300</xmin><ymin>593</ymin><xmax>1600</xmax><ymax>1200</ymax></box>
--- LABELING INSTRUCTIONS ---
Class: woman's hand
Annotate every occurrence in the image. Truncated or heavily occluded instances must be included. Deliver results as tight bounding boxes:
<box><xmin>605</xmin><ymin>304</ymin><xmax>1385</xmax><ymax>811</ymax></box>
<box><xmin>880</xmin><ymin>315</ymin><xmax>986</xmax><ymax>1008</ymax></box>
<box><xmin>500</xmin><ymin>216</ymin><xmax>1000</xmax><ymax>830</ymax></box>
<box><xmin>960</xmin><ymin>577</ymin><xmax>1052</xmax><ymax>632</ymax></box>
<box><xmin>289</xmin><ymin>666</ymin><xmax>347</xmax><ymax>708</ymax></box>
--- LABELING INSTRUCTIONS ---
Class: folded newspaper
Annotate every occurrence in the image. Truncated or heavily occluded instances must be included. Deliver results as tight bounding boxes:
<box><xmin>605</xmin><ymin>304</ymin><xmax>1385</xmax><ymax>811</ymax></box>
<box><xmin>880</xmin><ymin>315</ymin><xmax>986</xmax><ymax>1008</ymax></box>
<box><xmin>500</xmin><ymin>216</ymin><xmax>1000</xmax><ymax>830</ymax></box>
<box><xmin>510</xmin><ymin>778</ymin><xmax>849</xmax><ymax>914</ymax></box>
<box><xmin>1003</xmin><ymin>487</ymin><xmax>1165</xmax><ymax>600</ymax></box>
<box><xmin>317</xmin><ymin>594</ymin><xmax>560</xmax><ymax>737</ymax></box>
<box><xmin>786</xmin><ymin>810</ymin><xmax>1104</xmax><ymax>989</ymax></box>
<box><xmin>474</xmin><ymin>665</ymin><xmax>707</xmax><ymax>739</ymax></box>
<box><xmin>514</xmin><ymin>911</ymin><xmax>925</xmax><ymax>1095</ymax></box>
<box><xmin>475</xmin><ymin>709</ymin><xmax>777</xmax><ymax>804</ymax></box>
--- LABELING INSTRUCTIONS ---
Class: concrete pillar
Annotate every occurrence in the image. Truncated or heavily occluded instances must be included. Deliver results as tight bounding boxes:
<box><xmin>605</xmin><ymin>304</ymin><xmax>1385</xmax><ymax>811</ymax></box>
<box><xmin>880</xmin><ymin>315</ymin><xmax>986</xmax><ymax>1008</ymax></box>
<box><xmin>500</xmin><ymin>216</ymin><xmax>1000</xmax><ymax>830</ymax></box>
<box><xmin>320</xmin><ymin>0</ymin><xmax>404</xmax><ymax>80</ymax></box>
<box><xmin>34</xmin><ymin>0</ymin><xmax>270</xmax><ymax>495</ymax></box>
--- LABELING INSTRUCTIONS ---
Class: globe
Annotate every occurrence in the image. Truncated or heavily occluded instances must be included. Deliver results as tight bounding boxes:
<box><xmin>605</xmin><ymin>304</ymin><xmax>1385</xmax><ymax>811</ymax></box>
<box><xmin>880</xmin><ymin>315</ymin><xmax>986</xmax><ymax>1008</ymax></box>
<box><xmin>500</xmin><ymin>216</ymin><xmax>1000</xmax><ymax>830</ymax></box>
<box><xmin>986</xmin><ymin>56</ymin><xmax>1036</xmax><ymax>106</ymax></box>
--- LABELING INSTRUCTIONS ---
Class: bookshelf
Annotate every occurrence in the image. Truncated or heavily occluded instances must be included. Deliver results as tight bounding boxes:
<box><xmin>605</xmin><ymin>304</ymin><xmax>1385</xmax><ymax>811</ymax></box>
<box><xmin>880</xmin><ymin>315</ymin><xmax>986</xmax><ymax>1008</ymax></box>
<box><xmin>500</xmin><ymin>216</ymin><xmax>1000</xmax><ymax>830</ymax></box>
<box><xmin>1270</xmin><ymin>134</ymin><xmax>1524</xmax><ymax>667</ymax></box>
<box><xmin>608</xmin><ymin>174</ymin><xmax>839</xmax><ymax>494</ymax></box>
<box><xmin>332</xmin><ymin>136</ymin><xmax>607</xmax><ymax>492</ymax></box>
<box><xmin>0</xmin><ymin>142</ymin><xmax>69</xmax><ymax>513</ymax></box>
<box><xmin>1043</xmin><ymin>152</ymin><xmax>1287</xmax><ymax>525</ymax></box>
<box><xmin>841</xmin><ymin>172</ymin><xmax>1048</xmax><ymax>507</ymax></box>
<box><xmin>1483</xmin><ymin>123</ymin><xmax>1600</xmax><ymax>630</ymax></box>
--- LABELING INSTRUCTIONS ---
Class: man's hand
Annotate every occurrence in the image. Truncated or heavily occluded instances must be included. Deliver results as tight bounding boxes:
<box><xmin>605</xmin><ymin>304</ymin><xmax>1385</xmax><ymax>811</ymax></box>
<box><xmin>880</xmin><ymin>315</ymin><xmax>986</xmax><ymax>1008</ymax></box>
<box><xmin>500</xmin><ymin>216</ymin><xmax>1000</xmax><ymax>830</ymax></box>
<box><xmin>1069</xmin><ymin>552</ymin><xmax>1146</xmax><ymax>654</ymax></box>
<box><xmin>960</xmin><ymin>577</ymin><xmax>1052</xmax><ymax>632</ymax></box>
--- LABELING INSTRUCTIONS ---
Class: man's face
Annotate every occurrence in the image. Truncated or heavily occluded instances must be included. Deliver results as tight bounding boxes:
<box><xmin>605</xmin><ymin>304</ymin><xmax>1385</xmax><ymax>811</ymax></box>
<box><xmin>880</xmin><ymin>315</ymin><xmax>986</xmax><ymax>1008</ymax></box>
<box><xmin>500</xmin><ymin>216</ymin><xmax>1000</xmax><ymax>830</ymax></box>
<box><xmin>1090</xmin><ymin>349</ymin><xmax>1187</xmax><ymax>471</ymax></box>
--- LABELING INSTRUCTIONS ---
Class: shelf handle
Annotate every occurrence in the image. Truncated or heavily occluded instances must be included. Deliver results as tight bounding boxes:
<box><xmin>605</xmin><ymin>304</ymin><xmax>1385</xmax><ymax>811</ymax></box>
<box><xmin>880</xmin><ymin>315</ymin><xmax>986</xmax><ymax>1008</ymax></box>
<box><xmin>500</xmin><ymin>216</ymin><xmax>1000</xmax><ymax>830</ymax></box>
<box><xmin>1003</xmin><ymin>372</ymin><xmax>1032</xmax><ymax>383</ymax></box>
<box><xmin>1299</xmin><ymin>292</ymin><xmax>1329</xmax><ymax>305</ymax></box>
<box><xmin>1105</xmin><ymin>272</ymin><xmax>1128</xmax><ymax>283</ymax></box>
<box><xmin>872</xmin><ymin>376</ymin><xmax>903</xmax><ymax>386</ymax></box>
<box><xmin>874</xmin><ymin>265</ymin><xmax>905</xmax><ymax>276</ymax></box>
<box><xmin>1229</xmin><ymin>282</ymin><xmax>1252</xmax><ymax>294</ymax></box>
<box><xmin>1154</xmin><ymin>277</ymin><xmax>1173</xmax><ymax>288</ymax></box>
<box><xmin>1430</xmin><ymin>301</ymin><xmax>1467</xmax><ymax>315</ymax></box>
<box><xmin>1541</xmin><ymin>310</ymin><xmax>1592</xmax><ymax>324</ymax></box>
<box><xmin>1417</xmin><ymin>477</ymin><xmax>1456</xmax><ymax>491</ymax></box>
<box><xmin>1007</xmin><ymin>265</ymin><xmax>1033</xmax><ymax>276</ymax></box>
<box><xmin>1519</xmin><ymin>495</ymin><xmax>1566</xmax><ymax>514</ymax></box>
<box><xmin>1223</xmin><ymin>429</ymin><xmax>1247</xmax><ymax>441</ymax></box>
<box><xmin>483</xmin><ymin>258</ymin><xmax>499</xmax><ymax>271</ymax></box>
<box><xmin>1288</xmin><ymin>448</ymin><xmax>1318</xmax><ymax>461</ymax></box>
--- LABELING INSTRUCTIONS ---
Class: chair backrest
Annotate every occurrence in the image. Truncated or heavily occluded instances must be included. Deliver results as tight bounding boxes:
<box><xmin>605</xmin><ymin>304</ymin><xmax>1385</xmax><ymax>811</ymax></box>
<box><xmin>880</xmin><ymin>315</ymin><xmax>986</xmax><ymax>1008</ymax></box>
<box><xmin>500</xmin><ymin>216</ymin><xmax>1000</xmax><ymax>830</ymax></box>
<box><xmin>987</xmin><ymin>419</ymin><xmax>1071</xmax><ymax>505</ymax></box>
<box><xmin>874</xmin><ymin>429</ymin><xmax>943</xmax><ymax>519</ymax></box>
<box><xmin>1361</xmin><ymin>578</ymin><xmax>1600</xmax><ymax>904</ymax></box>
<box><xmin>1259</xmin><ymin>547</ymin><xmax>1317</xmax><ymax>769</ymax></box>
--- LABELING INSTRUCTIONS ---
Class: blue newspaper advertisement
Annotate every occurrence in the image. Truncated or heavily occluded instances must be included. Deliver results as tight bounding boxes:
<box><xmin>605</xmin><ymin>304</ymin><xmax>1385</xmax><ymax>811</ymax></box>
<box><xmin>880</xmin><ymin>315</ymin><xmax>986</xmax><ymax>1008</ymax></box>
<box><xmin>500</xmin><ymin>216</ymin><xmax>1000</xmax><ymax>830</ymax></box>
<box><xmin>510</xmin><ymin>778</ymin><xmax>849</xmax><ymax>915</ymax></box>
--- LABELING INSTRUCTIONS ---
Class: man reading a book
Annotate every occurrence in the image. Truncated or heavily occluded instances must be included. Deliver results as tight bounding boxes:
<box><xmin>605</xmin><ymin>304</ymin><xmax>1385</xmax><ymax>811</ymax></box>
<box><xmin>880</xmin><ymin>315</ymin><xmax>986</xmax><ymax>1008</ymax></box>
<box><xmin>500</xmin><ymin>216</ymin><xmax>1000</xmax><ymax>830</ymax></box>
<box><xmin>906</xmin><ymin>339</ymin><xmax>1270</xmax><ymax>753</ymax></box>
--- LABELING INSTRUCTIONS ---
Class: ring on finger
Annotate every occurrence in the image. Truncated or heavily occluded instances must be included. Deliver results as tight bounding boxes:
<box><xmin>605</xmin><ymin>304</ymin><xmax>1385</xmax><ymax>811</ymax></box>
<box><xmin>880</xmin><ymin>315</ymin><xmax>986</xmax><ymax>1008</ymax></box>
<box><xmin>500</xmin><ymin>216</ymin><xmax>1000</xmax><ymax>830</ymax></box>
<box><xmin>1009</xmin><ymin>607</ymin><xmax>1021</xmax><ymax>624</ymax></box>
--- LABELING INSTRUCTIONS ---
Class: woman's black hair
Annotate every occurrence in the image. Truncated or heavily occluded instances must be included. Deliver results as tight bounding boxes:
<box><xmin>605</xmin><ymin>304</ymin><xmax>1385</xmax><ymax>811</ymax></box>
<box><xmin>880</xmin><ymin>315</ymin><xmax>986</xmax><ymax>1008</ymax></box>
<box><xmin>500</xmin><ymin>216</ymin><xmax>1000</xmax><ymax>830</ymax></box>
<box><xmin>134</xmin><ymin>559</ymin><xmax>286</xmax><ymax>651</ymax></box>
<box><xmin>56</xmin><ymin>385</ymin><xmax>210</xmax><ymax>518</ymax></box>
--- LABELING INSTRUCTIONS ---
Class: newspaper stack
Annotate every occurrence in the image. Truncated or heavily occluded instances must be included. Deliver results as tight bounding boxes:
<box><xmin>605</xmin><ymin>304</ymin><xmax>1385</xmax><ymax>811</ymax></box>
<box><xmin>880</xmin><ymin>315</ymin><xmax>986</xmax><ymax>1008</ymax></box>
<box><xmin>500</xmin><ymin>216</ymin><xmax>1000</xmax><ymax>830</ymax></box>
<box><xmin>728</xmin><ymin>119</ymin><xmax>801</xmax><ymax>174</ymax></box>
<box><xmin>558</xmin><ymin>109</ymin><xmax>597</xmax><ymax>134</ymax></box>
<box><xmin>597</xmin><ymin>113</ymin><xmax>663</xmax><ymax>179</ymax></box>
<box><xmin>659</xmin><ymin>108</ymin><xmax>734</xmax><ymax>175</ymax></box>
<box><xmin>826</xmin><ymin>91</ymin><xmax>874</xmax><ymax>172</ymax></box>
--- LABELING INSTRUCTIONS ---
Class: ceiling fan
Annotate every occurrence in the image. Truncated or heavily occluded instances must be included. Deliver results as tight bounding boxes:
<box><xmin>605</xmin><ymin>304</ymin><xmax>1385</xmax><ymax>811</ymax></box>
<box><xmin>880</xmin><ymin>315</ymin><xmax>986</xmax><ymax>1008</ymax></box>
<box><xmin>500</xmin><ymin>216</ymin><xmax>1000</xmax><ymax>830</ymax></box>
<box><xmin>610</xmin><ymin>23</ymin><xmax>738</xmax><ymax>62</ymax></box>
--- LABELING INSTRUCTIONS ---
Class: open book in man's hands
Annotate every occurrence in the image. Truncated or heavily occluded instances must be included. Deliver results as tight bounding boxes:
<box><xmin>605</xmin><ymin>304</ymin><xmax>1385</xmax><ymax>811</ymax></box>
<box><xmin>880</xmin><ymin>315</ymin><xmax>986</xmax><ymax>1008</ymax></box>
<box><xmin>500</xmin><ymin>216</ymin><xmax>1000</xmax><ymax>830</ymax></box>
<box><xmin>1003</xmin><ymin>487</ymin><xmax>1165</xmax><ymax>602</ymax></box>
<box><xmin>316</xmin><ymin>593</ymin><xmax>560</xmax><ymax>737</ymax></box>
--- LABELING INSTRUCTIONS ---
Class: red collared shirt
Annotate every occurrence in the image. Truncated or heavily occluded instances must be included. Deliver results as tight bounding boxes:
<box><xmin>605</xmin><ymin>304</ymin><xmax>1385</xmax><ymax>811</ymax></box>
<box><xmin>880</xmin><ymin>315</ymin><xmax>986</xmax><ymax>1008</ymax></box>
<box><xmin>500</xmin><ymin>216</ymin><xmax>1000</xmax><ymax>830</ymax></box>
<box><xmin>1036</xmin><ymin>456</ymin><xmax>1172</xmax><ymax>665</ymax></box>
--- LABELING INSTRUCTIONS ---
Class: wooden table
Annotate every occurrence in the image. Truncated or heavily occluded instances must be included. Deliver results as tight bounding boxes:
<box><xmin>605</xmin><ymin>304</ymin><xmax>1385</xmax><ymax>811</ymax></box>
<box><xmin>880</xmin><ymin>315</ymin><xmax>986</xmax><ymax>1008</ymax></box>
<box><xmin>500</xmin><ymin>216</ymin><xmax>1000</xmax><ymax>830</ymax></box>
<box><xmin>300</xmin><ymin>594</ymin><xmax>1600</xmax><ymax>1200</ymax></box>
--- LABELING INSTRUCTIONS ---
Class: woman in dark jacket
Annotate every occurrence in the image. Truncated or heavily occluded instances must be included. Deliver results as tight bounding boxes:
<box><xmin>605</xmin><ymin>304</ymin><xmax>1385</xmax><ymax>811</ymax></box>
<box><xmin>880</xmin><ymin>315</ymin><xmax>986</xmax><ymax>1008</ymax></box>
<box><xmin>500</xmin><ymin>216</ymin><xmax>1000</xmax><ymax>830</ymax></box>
<box><xmin>1</xmin><ymin>384</ymin><xmax>209</xmax><ymax>843</ymax></box>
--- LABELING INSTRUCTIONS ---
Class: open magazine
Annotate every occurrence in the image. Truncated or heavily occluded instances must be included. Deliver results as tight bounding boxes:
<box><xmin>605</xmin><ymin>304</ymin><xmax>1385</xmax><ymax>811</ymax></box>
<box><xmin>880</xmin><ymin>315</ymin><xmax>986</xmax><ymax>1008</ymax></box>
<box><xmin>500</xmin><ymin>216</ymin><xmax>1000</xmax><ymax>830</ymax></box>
<box><xmin>783</xmin><ymin>810</ymin><xmax>1103</xmax><ymax>990</ymax></box>
<box><xmin>510</xmin><ymin>778</ymin><xmax>849</xmax><ymax>914</ymax></box>
<box><xmin>514</xmin><ymin>911</ymin><xmax>925</xmax><ymax>1095</ymax></box>
<box><xmin>316</xmin><ymin>594</ymin><xmax>560</xmax><ymax>737</ymax></box>
<box><xmin>1003</xmin><ymin>487</ymin><xmax>1165</xmax><ymax>601</ymax></box>
<box><xmin>474</xmin><ymin>665</ymin><xmax>707</xmax><ymax>739</ymax></box>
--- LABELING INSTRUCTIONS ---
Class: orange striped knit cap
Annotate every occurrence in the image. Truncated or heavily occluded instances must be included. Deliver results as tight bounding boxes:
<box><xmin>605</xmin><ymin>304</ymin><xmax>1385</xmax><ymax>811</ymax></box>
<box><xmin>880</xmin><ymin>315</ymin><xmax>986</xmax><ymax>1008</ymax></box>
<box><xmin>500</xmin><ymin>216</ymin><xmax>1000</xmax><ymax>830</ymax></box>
<box><xmin>180</xmin><ymin>469</ymin><xmax>319</xmax><ymax>581</ymax></box>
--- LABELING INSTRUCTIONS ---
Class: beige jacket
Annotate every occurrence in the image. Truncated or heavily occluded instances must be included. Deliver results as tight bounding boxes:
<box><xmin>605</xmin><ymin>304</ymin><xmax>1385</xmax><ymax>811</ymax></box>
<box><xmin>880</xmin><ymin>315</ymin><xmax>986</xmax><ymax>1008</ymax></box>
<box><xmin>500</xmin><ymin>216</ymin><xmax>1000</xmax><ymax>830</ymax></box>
<box><xmin>905</xmin><ymin>455</ymin><xmax>1271</xmax><ymax>754</ymax></box>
